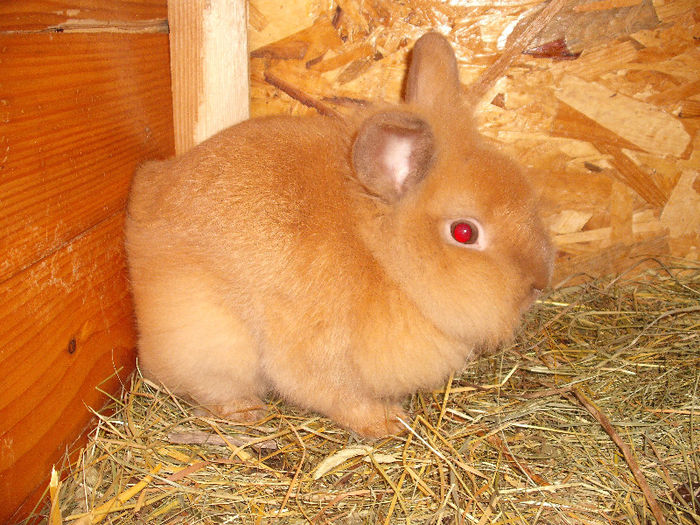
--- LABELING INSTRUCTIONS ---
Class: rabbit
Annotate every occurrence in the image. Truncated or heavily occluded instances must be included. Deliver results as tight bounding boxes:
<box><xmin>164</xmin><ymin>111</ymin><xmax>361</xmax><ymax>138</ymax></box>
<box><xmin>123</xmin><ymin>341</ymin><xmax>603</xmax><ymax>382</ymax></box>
<box><xmin>124</xmin><ymin>32</ymin><xmax>554</xmax><ymax>438</ymax></box>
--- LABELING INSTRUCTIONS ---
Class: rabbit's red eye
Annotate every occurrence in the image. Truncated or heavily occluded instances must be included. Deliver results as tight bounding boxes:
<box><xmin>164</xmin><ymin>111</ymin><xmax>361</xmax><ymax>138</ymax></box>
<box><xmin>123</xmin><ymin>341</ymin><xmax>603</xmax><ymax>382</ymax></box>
<box><xmin>451</xmin><ymin>221</ymin><xmax>478</xmax><ymax>244</ymax></box>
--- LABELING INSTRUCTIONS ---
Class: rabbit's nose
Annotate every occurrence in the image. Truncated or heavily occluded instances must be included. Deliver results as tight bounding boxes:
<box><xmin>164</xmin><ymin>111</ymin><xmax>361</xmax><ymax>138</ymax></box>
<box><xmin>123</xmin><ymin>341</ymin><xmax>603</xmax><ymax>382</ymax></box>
<box><xmin>516</xmin><ymin>254</ymin><xmax>552</xmax><ymax>296</ymax></box>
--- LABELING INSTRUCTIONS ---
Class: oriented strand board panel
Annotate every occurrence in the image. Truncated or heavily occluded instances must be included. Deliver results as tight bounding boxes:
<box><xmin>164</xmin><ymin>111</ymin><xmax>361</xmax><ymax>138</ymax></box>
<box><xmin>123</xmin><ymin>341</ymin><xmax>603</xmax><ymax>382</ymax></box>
<box><xmin>248</xmin><ymin>0</ymin><xmax>700</xmax><ymax>279</ymax></box>
<box><xmin>0</xmin><ymin>29</ymin><xmax>173</xmax><ymax>521</ymax></box>
<box><xmin>249</xmin><ymin>0</ymin><xmax>330</xmax><ymax>49</ymax></box>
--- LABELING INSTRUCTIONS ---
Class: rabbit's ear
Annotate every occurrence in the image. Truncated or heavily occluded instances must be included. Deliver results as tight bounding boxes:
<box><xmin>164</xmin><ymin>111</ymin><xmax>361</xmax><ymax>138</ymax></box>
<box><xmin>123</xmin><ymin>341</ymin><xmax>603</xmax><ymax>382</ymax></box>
<box><xmin>352</xmin><ymin>111</ymin><xmax>435</xmax><ymax>202</ymax></box>
<box><xmin>405</xmin><ymin>32</ymin><xmax>461</xmax><ymax>109</ymax></box>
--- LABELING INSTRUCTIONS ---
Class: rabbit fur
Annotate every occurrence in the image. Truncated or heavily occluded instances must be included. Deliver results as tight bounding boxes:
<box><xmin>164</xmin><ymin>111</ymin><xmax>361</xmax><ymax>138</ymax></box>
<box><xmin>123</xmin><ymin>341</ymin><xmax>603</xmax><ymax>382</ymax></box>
<box><xmin>125</xmin><ymin>32</ymin><xmax>554</xmax><ymax>437</ymax></box>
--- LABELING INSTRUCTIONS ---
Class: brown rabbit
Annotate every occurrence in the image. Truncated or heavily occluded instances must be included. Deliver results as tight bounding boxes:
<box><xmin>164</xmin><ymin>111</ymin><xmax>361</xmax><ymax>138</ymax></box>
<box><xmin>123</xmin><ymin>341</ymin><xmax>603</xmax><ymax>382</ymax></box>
<box><xmin>125</xmin><ymin>33</ymin><xmax>554</xmax><ymax>437</ymax></box>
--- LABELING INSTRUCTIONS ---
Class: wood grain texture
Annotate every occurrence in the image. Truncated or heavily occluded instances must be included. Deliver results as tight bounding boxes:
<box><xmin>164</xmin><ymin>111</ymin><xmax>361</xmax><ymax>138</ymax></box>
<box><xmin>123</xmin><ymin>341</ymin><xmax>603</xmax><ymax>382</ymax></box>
<box><xmin>246</xmin><ymin>0</ymin><xmax>699</xmax><ymax>277</ymax></box>
<box><xmin>556</xmin><ymin>75</ymin><xmax>691</xmax><ymax>158</ymax></box>
<box><xmin>0</xmin><ymin>32</ymin><xmax>174</xmax><ymax>283</ymax></box>
<box><xmin>0</xmin><ymin>0</ymin><xmax>167</xmax><ymax>32</ymax></box>
<box><xmin>168</xmin><ymin>0</ymin><xmax>249</xmax><ymax>154</ymax></box>
<box><xmin>0</xmin><ymin>29</ymin><xmax>173</xmax><ymax>521</ymax></box>
<box><xmin>0</xmin><ymin>213</ymin><xmax>136</xmax><ymax>523</ymax></box>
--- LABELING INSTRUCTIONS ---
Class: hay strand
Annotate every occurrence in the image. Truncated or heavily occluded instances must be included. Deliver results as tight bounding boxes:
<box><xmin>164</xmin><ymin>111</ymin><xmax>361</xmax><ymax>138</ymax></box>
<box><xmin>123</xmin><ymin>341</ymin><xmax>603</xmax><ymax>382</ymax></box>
<box><xmin>48</xmin><ymin>468</ymin><xmax>62</xmax><ymax>525</ymax></box>
<box><xmin>572</xmin><ymin>387</ymin><xmax>667</xmax><ymax>524</ymax></box>
<box><xmin>26</xmin><ymin>258</ymin><xmax>700</xmax><ymax>523</ymax></box>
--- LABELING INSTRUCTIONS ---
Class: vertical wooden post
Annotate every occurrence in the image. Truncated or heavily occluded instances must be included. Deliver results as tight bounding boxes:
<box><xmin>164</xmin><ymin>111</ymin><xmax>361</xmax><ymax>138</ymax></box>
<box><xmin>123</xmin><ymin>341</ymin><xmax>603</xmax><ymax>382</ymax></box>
<box><xmin>168</xmin><ymin>0</ymin><xmax>249</xmax><ymax>155</ymax></box>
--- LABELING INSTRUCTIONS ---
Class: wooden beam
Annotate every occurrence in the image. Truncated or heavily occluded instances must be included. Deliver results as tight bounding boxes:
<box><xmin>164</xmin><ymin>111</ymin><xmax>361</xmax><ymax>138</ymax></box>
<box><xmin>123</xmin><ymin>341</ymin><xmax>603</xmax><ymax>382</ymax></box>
<box><xmin>168</xmin><ymin>0</ymin><xmax>250</xmax><ymax>154</ymax></box>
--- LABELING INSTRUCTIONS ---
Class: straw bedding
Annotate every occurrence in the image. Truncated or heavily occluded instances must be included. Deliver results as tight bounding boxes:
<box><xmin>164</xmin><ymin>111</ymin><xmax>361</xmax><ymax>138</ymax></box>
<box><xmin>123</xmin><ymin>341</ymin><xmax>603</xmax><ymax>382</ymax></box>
<box><xmin>37</xmin><ymin>259</ymin><xmax>699</xmax><ymax>524</ymax></box>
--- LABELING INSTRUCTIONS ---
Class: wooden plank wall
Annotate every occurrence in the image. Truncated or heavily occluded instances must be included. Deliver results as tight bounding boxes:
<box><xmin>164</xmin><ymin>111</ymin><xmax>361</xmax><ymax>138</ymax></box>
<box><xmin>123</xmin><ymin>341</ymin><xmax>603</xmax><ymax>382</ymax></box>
<box><xmin>0</xmin><ymin>2</ymin><xmax>174</xmax><ymax>521</ymax></box>
<box><xmin>247</xmin><ymin>0</ymin><xmax>699</xmax><ymax>281</ymax></box>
